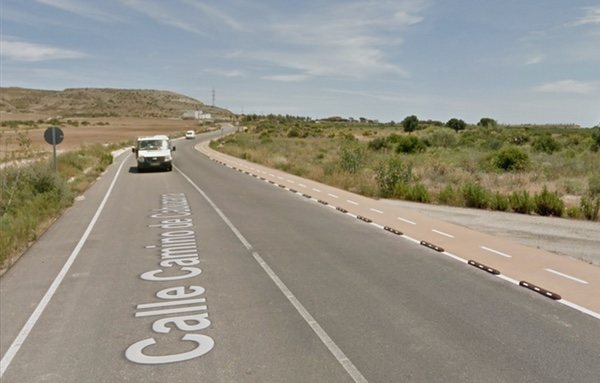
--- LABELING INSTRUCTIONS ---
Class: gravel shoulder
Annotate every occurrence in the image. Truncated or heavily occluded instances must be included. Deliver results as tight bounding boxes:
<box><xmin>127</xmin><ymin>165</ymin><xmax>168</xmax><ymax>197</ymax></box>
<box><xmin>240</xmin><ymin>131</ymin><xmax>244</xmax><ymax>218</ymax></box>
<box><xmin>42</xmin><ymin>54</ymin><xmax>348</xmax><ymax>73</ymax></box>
<box><xmin>381</xmin><ymin>199</ymin><xmax>600</xmax><ymax>266</ymax></box>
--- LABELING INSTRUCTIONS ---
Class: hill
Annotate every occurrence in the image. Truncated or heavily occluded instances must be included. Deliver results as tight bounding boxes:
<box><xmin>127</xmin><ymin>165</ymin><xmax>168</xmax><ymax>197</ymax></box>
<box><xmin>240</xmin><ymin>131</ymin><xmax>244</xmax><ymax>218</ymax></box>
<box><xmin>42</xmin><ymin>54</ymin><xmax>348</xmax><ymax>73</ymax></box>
<box><xmin>0</xmin><ymin>87</ymin><xmax>233</xmax><ymax>118</ymax></box>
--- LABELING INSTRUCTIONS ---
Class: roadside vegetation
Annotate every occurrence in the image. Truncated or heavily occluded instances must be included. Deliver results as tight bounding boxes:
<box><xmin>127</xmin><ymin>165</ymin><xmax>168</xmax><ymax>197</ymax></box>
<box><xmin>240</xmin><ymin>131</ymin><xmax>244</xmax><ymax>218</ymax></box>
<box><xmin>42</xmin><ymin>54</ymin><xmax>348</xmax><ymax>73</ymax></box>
<box><xmin>212</xmin><ymin>115</ymin><xmax>600</xmax><ymax>221</ymax></box>
<box><xmin>0</xmin><ymin>134</ymin><xmax>117</xmax><ymax>269</ymax></box>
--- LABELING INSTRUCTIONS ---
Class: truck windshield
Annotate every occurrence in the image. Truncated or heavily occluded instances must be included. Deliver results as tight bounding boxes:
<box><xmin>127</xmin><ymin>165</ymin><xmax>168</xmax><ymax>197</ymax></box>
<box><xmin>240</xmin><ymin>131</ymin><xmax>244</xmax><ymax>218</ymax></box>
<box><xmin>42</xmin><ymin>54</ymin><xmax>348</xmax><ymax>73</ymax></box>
<box><xmin>139</xmin><ymin>140</ymin><xmax>168</xmax><ymax>150</ymax></box>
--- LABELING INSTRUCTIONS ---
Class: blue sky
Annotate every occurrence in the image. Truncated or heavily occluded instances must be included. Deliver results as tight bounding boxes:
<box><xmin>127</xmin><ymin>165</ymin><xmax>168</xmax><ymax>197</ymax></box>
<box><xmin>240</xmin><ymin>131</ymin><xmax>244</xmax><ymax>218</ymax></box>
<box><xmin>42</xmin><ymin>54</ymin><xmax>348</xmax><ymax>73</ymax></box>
<box><xmin>1</xmin><ymin>0</ymin><xmax>599</xmax><ymax>126</ymax></box>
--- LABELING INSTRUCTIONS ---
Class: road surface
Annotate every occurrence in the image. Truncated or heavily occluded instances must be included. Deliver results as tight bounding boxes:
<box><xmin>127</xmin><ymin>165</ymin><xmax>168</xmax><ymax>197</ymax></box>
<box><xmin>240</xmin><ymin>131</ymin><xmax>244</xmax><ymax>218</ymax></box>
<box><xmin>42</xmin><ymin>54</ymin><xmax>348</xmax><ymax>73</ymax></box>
<box><xmin>1</xmin><ymin>127</ymin><xmax>599</xmax><ymax>382</ymax></box>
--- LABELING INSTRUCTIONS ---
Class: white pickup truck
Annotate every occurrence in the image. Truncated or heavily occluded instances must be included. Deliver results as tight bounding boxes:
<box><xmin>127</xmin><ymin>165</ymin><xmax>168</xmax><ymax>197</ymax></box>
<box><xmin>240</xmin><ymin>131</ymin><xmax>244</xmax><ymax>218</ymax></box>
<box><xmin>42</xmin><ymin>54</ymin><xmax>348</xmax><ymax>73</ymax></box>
<box><xmin>132</xmin><ymin>135</ymin><xmax>175</xmax><ymax>172</ymax></box>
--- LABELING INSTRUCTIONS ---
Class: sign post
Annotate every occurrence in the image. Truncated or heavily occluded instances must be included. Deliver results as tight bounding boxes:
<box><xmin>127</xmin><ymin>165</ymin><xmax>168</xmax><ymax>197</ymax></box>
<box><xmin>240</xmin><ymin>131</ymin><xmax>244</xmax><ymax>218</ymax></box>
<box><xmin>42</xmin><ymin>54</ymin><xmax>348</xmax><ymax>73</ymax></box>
<box><xmin>44</xmin><ymin>126</ymin><xmax>64</xmax><ymax>171</ymax></box>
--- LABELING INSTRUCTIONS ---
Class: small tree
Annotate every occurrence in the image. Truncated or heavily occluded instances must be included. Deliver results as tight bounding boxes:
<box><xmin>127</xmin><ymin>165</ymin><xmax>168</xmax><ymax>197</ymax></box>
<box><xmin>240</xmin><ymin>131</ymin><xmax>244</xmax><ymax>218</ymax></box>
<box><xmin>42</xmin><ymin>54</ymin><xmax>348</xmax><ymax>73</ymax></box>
<box><xmin>477</xmin><ymin>117</ymin><xmax>497</xmax><ymax>128</ymax></box>
<box><xmin>591</xmin><ymin>126</ymin><xmax>600</xmax><ymax>151</ymax></box>
<box><xmin>446</xmin><ymin>118</ymin><xmax>466</xmax><ymax>132</ymax></box>
<box><xmin>401</xmin><ymin>115</ymin><xmax>419</xmax><ymax>133</ymax></box>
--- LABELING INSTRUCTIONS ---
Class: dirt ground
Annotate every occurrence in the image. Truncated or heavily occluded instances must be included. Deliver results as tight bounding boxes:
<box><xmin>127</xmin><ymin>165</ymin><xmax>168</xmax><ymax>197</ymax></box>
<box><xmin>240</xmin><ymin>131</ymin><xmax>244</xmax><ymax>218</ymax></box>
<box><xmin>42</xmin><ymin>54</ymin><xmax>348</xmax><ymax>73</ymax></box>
<box><xmin>0</xmin><ymin>114</ymin><xmax>205</xmax><ymax>158</ymax></box>
<box><xmin>382</xmin><ymin>199</ymin><xmax>600</xmax><ymax>266</ymax></box>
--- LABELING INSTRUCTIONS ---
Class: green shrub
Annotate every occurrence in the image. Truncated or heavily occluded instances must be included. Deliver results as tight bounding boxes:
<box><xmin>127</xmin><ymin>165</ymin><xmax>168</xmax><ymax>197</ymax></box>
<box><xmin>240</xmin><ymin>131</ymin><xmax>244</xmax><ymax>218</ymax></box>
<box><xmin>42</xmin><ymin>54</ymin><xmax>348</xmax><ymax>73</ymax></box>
<box><xmin>375</xmin><ymin>156</ymin><xmax>412</xmax><ymax>197</ymax></box>
<box><xmin>287</xmin><ymin>128</ymin><xmax>300</xmax><ymax>138</ymax></box>
<box><xmin>367</xmin><ymin>137</ymin><xmax>388</xmax><ymax>151</ymax></box>
<box><xmin>405</xmin><ymin>183</ymin><xmax>431</xmax><ymax>203</ymax></box>
<box><xmin>423</xmin><ymin>129</ymin><xmax>458</xmax><ymax>148</ymax></box>
<box><xmin>534</xmin><ymin>186</ymin><xmax>564</xmax><ymax>216</ymax></box>
<box><xmin>580</xmin><ymin>196</ymin><xmax>600</xmax><ymax>220</ymax></box>
<box><xmin>402</xmin><ymin>115</ymin><xmax>419</xmax><ymax>133</ymax></box>
<box><xmin>566</xmin><ymin>207</ymin><xmax>582</xmax><ymax>219</ymax></box>
<box><xmin>490</xmin><ymin>192</ymin><xmax>510</xmax><ymax>211</ymax></box>
<box><xmin>510</xmin><ymin>190</ymin><xmax>534</xmax><ymax>214</ymax></box>
<box><xmin>490</xmin><ymin>147</ymin><xmax>530</xmax><ymax>171</ymax></box>
<box><xmin>395</xmin><ymin>135</ymin><xmax>427</xmax><ymax>154</ymax></box>
<box><xmin>438</xmin><ymin>184</ymin><xmax>461</xmax><ymax>205</ymax></box>
<box><xmin>339</xmin><ymin>143</ymin><xmax>365</xmax><ymax>174</ymax></box>
<box><xmin>446</xmin><ymin>118</ymin><xmax>467</xmax><ymax>132</ymax></box>
<box><xmin>462</xmin><ymin>182</ymin><xmax>489</xmax><ymax>209</ymax></box>
<box><xmin>588</xmin><ymin>175</ymin><xmax>600</xmax><ymax>197</ymax></box>
<box><xmin>532</xmin><ymin>134</ymin><xmax>561</xmax><ymax>154</ymax></box>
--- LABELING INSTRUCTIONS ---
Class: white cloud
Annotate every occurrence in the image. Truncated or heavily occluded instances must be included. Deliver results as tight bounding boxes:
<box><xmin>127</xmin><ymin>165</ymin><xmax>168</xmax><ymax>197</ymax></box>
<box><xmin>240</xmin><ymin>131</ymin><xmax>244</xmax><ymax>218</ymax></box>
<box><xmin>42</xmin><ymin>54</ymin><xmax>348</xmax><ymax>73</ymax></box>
<box><xmin>573</xmin><ymin>6</ymin><xmax>600</xmax><ymax>26</ymax></box>
<box><xmin>533</xmin><ymin>80</ymin><xmax>596</xmax><ymax>94</ymax></box>
<box><xmin>119</xmin><ymin>0</ymin><xmax>207</xmax><ymax>35</ymax></box>
<box><xmin>36</xmin><ymin>0</ymin><xmax>123</xmax><ymax>22</ymax></box>
<box><xmin>239</xmin><ymin>1</ymin><xmax>425</xmax><ymax>80</ymax></box>
<box><xmin>179</xmin><ymin>0</ymin><xmax>245</xmax><ymax>31</ymax></box>
<box><xmin>262</xmin><ymin>74</ymin><xmax>310</xmax><ymax>82</ymax></box>
<box><xmin>525</xmin><ymin>54</ymin><xmax>544</xmax><ymax>65</ymax></box>
<box><xmin>0</xmin><ymin>39</ymin><xmax>87</xmax><ymax>61</ymax></box>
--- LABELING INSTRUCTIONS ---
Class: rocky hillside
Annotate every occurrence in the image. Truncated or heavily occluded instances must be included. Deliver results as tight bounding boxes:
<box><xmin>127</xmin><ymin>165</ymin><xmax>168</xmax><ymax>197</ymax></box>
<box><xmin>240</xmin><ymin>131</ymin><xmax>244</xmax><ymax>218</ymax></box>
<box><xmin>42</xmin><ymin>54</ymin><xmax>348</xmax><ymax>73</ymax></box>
<box><xmin>0</xmin><ymin>87</ymin><xmax>233</xmax><ymax>118</ymax></box>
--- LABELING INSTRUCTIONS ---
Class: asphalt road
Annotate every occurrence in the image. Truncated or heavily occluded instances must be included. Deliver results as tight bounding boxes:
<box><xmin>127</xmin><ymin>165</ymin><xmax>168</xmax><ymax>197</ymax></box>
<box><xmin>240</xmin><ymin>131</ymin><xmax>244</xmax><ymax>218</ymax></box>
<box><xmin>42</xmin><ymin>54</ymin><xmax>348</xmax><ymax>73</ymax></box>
<box><xmin>1</xmin><ymin>127</ymin><xmax>599</xmax><ymax>382</ymax></box>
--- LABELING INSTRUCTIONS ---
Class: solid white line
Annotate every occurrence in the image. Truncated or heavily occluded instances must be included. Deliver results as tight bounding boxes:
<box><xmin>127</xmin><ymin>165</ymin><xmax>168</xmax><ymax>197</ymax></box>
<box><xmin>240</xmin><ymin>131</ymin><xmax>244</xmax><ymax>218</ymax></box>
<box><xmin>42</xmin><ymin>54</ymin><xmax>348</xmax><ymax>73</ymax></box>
<box><xmin>432</xmin><ymin>229</ymin><xmax>454</xmax><ymax>238</ymax></box>
<box><xmin>312</xmin><ymin>188</ymin><xmax>321</xmax><ymax>192</ymax></box>
<box><xmin>369</xmin><ymin>208</ymin><xmax>383</xmax><ymax>214</ymax></box>
<box><xmin>397</xmin><ymin>217</ymin><xmax>416</xmax><ymax>225</ymax></box>
<box><xmin>347</xmin><ymin>200</ymin><xmax>359</xmax><ymax>205</ymax></box>
<box><xmin>328</xmin><ymin>193</ymin><xmax>339</xmax><ymax>198</ymax></box>
<box><xmin>176</xmin><ymin>166</ymin><xmax>368</xmax><ymax>383</ymax></box>
<box><xmin>559</xmin><ymin>300</ymin><xmax>600</xmax><ymax>320</ymax></box>
<box><xmin>544</xmin><ymin>268</ymin><xmax>589</xmax><ymax>285</ymax></box>
<box><xmin>0</xmin><ymin>154</ymin><xmax>130</xmax><ymax>378</ymax></box>
<box><xmin>480</xmin><ymin>246</ymin><xmax>512</xmax><ymax>258</ymax></box>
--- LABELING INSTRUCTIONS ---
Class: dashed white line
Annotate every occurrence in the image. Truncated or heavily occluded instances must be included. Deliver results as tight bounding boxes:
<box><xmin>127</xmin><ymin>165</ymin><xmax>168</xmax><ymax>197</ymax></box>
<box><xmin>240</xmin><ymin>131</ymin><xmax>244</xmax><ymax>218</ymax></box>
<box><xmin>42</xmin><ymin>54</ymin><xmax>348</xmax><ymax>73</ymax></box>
<box><xmin>299</xmin><ymin>183</ymin><xmax>307</xmax><ymax>188</ymax></box>
<box><xmin>312</xmin><ymin>188</ymin><xmax>322</xmax><ymax>192</ymax></box>
<box><xmin>545</xmin><ymin>268</ymin><xmax>589</xmax><ymax>285</ymax></box>
<box><xmin>397</xmin><ymin>217</ymin><xmax>416</xmax><ymax>225</ymax></box>
<box><xmin>481</xmin><ymin>246</ymin><xmax>512</xmax><ymax>258</ymax></box>
<box><xmin>328</xmin><ymin>193</ymin><xmax>339</xmax><ymax>199</ymax></box>
<box><xmin>432</xmin><ymin>229</ymin><xmax>454</xmax><ymax>238</ymax></box>
<box><xmin>269</xmin><ymin>173</ymin><xmax>275</xmax><ymax>177</ymax></box>
<box><xmin>287</xmin><ymin>179</ymin><xmax>295</xmax><ymax>183</ymax></box>
<box><xmin>369</xmin><ymin>208</ymin><xmax>384</xmax><ymax>214</ymax></box>
<box><xmin>347</xmin><ymin>200</ymin><xmax>359</xmax><ymax>205</ymax></box>
<box><xmin>277</xmin><ymin>176</ymin><xmax>284</xmax><ymax>180</ymax></box>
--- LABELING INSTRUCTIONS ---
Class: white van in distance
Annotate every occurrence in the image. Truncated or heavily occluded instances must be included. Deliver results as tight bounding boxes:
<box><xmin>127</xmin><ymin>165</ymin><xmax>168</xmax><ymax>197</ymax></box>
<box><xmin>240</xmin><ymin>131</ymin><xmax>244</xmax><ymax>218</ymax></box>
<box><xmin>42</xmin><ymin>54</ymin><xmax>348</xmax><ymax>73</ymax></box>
<box><xmin>132</xmin><ymin>135</ymin><xmax>175</xmax><ymax>172</ymax></box>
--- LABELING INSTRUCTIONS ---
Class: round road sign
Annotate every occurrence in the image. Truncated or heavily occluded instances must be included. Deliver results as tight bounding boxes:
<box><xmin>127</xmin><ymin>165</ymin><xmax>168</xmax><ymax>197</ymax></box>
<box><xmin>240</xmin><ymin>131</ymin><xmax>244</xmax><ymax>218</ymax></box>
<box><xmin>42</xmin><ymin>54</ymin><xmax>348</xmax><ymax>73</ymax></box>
<box><xmin>44</xmin><ymin>127</ymin><xmax>64</xmax><ymax>145</ymax></box>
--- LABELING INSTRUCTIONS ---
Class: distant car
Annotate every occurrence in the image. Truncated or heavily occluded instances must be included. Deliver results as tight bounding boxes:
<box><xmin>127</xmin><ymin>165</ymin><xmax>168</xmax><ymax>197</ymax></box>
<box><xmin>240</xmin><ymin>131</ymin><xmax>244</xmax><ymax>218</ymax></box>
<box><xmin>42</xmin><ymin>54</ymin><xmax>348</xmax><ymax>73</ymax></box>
<box><xmin>185</xmin><ymin>130</ymin><xmax>196</xmax><ymax>139</ymax></box>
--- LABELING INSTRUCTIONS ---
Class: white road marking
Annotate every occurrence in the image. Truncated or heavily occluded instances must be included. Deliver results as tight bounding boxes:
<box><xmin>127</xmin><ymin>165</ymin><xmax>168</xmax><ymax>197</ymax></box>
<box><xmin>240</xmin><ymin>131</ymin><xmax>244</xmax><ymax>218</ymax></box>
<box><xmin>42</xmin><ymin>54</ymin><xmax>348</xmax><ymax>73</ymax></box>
<box><xmin>177</xmin><ymin>167</ymin><xmax>368</xmax><ymax>383</ymax></box>
<box><xmin>277</xmin><ymin>176</ymin><xmax>284</xmax><ymax>180</ymax></box>
<box><xmin>397</xmin><ymin>217</ymin><xmax>416</xmax><ymax>225</ymax></box>
<box><xmin>328</xmin><ymin>193</ymin><xmax>339</xmax><ymax>198</ymax></box>
<box><xmin>0</xmin><ymin>154</ymin><xmax>131</xmax><ymax>378</ymax></box>
<box><xmin>269</xmin><ymin>173</ymin><xmax>275</xmax><ymax>177</ymax></box>
<box><xmin>545</xmin><ymin>268</ymin><xmax>589</xmax><ymax>285</ymax></box>
<box><xmin>480</xmin><ymin>246</ymin><xmax>512</xmax><ymax>258</ymax></box>
<box><xmin>432</xmin><ymin>229</ymin><xmax>454</xmax><ymax>238</ymax></box>
<box><xmin>299</xmin><ymin>183</ymin><xmax>307</xmax><ymax>188</ymax></box>
<box><xmin>312</xmin><ymin>188</ymin><xmax>321</xmax><ymax>192</ymax></box>
<box><xmin>287</xmin><ymin>179</ymin><xmax>295</xmax><ymax>183</ymax></box>
<box><xmin>369</xmin><ymin>208</ymin><xmax>384</xmax><ymax>214</ymax></box>
<box><xmin>347</xmin><ymin>200</ymin><xmax>359</xmax><ymax>205</ymax></box>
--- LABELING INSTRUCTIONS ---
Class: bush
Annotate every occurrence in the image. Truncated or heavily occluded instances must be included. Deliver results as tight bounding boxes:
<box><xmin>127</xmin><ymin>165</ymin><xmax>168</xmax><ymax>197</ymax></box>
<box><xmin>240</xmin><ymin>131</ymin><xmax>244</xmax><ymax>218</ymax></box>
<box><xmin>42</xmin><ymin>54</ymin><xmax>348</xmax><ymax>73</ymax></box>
<box><xmin>490</xmin><ymin>192</ymin><xmax>510</xmax><ymax>211</ymax></box>
<box><xmin>510</xmin><ymin>190</ymin><xmax>534</xmax><ymax>214</ymax></box>
<box><xmin>405</xmin><ymin>183</ymin><xmax>431</xmax><ymax>203</ymax></box>
<box><xmin>395</xmin><ymin>135</ymin><xmax>427</xmax><ymax>154</ymax></box>
<box><xmin>532</xmin><ymin>134</ymin><xmax>561</xmax><ymax>154</ymax></box>
<box><xmin>446</xmin><ymin>118</ymin><xmax>467</xmax><ymax>132</ymax></box>
<box><xmin>534</xmin><ymin>186</ymin><xmax>564</xmax><ymax>216</ymax></box>
<box><xmin>367</xmin><ymin>137</ymin><xmax>388</xmax><ymax>151</ymax></box>
<box><xmin>566</xmin><ymin>207</ymin><xmax>582</xmax><ymax>219</ymax></box>
<box><xmin>375</xmin><ymin>156</ymin><xmax>412</xmax><ymax>197</ymax></box>
<box><xmin>580</xmin><ymin>196</ymin><xmax>600</xmax><ymax>220</ymax></box>
<box><xmin>490</xmin><ymin>147</ymin><xmax>530</xmax><ymax>171</ymax></box>
<box><xmin>438</xmin><ymin>184</ymin><xmax>461</xmax><ymax>205</ymax></box>
<box><xmin>588</xmin><ymin>175</ymin><xmax>600</xmax><ymax>197</ymax></box>
<box><xmin>462</xmin><ymin>182</ymin><xmax>489</xmax><ymax>209</ymax></box>
<box><xmin>339</xmin><ymin>143</ymin><xmax>365</xmax><ymax>174</ymax></box>
<box><xmin>423</xmin><ymin>129</ymin><xmax>458</xmax><ymax>148</ymax></box>
<box><xmin>478</xmin><ymin>118</ymin><xmax>497</xmax><ymax>128</ymax></box>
